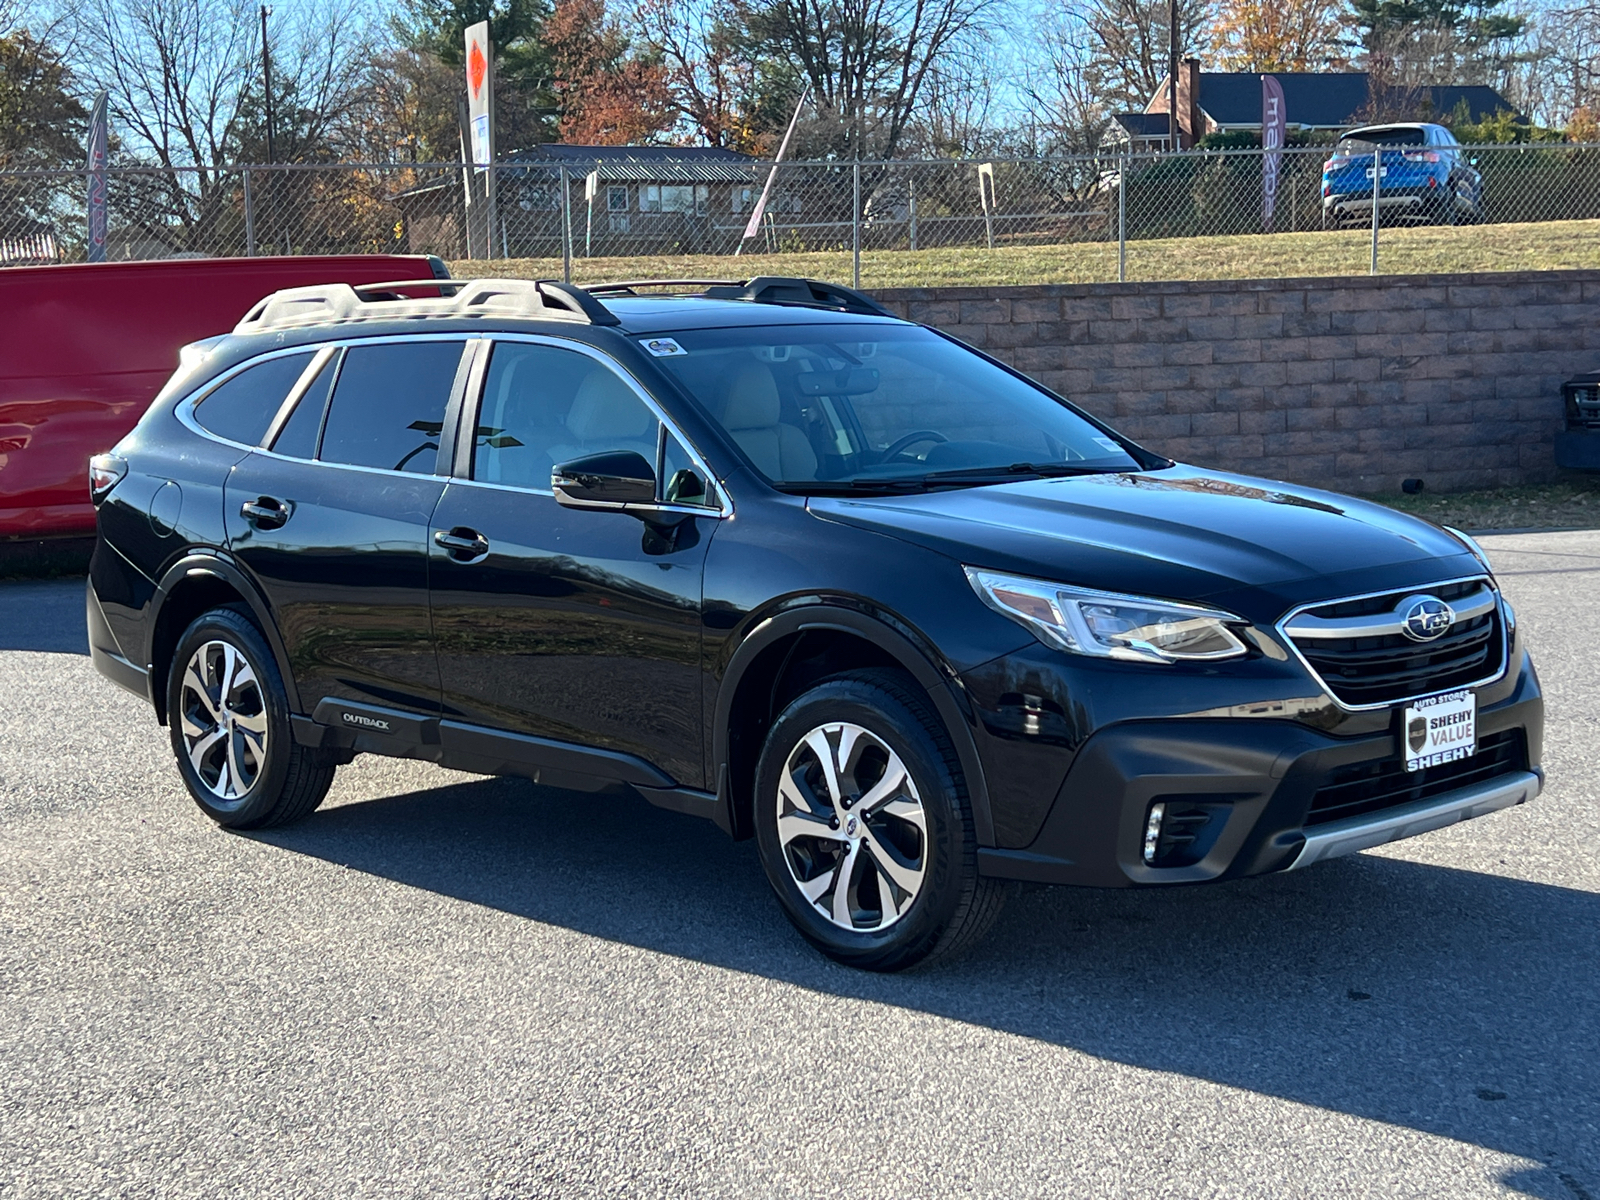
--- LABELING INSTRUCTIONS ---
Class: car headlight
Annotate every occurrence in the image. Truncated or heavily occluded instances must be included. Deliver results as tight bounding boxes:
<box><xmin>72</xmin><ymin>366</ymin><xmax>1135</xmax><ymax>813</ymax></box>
<box><xmin>964</xmin><ymin>568</ymin><xmax>1249</xmax><ymax>664</ymax></box>
<box><xmin>1444</xmin><ymin>525</ymin><xmax>1493</xmax><ymax>574</ymax></box>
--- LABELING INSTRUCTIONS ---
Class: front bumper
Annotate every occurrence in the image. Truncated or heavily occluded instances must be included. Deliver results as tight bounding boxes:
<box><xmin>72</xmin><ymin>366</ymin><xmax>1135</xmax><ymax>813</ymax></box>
<box><xmin>977</xmin><ymin>665</ymin><xmax>1543</xmax><ymax>887</ymax></box>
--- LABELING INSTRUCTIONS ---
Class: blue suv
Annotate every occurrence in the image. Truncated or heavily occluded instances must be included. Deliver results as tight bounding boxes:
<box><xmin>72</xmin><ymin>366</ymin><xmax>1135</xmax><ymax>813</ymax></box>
<box><xmin>1323</xmin><ymin>122</ymin><xmax>1483</xmax><ymax>226</ymax></box>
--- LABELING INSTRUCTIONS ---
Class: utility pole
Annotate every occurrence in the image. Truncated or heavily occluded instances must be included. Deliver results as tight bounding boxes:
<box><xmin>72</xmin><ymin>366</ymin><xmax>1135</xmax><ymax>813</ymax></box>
<box><xmin>260</xmin><ymin>5</ymin><xmax>276</xmax><ymax>164</ymax></box>
<box><xmin>1168</xmin><ymin>0</ymin><xmax>1179</xmax><ymax>151</ymax></box>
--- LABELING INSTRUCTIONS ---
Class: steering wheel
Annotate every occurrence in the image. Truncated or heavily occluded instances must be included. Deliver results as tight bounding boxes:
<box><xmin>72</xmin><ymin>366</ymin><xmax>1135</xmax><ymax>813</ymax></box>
<box><xmin>880</xmin><ymin>430</ymin><xmax>948</xmax><ymax>463</ymax></box>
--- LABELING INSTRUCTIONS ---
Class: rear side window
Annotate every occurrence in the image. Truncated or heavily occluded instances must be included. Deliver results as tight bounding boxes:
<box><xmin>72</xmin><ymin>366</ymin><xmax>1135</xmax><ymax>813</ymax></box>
<box><xmin>318</xmin><ymin>341</ymin><xmax>465</xmax><ymax>474</ymax></box>
<box><xmin>192</xmin><ymin>352</ymin><xmax>314</xmax><ymax>446</ymax></box>
<box><xmin>270</xmin><ymin>351</ymin><xmax>338</xmax><ymax>460</ymax></box>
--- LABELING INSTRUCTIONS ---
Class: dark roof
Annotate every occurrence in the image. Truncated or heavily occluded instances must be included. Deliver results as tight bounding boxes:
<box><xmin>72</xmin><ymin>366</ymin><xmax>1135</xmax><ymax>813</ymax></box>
<box><xmin>503</xmin><ymin>144</ymin><xmax>757</xmax><ymax>183</ymax></box>
<box><xmin>1159</xmin><ymin>73</ymin><xmax>1517</xmax><ymax>129</ymax></box>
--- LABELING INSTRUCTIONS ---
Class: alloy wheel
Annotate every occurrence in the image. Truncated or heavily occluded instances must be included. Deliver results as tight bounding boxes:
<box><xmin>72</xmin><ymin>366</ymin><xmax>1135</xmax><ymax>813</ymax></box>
<box><xmin>775</xmin><ymin>721</ymin><xmax>928</xmax><ymax>932</ymax></box>
<box><xmin>178</xmin><ymin>639</ymin><xmax>268</xmax><ymax>806</ymax></box>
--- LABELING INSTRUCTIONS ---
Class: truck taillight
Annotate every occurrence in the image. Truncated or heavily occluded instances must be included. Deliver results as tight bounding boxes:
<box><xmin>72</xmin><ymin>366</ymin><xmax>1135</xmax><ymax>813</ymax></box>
<box><xmin>89</xmin><ymin>452</ymin><xmax>127</xmax><ymax>502</ymax></box>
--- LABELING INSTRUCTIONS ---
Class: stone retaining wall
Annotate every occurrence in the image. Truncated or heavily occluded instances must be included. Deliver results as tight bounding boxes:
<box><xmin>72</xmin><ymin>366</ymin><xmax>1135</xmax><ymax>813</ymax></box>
<box><xmin>869</xmin><ymin>270</ymin><xmax>1600</xmax><ymax>494</ymax></box>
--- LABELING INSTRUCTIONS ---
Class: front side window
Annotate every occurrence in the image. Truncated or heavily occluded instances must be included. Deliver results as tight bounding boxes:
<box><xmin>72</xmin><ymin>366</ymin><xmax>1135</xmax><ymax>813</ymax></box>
<box><xmin>193</xmin><ymin>352</ymin><xmax>315</xmax><ymax>446</ymax></box>
<box><xmin>649</xmin><ymin>324</ymin><xmax>1145</xmax><ymax>490</ymax></box>
<box><xmin>474</xmin><ymin>342</ymin><xmax>659</xmax><ymax>490</ymax></box>
<box><xmin>318</xmin><ymin>340</ymin><xmax>465</xmax><ymax>474</ymax></box>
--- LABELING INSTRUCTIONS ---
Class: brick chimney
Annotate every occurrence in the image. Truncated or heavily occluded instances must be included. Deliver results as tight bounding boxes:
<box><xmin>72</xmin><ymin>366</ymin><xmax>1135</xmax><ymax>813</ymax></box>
<box><xmin>1177</xmin><ymin>57</ymin><xmax>1203</xmax><ymax>148</ymax></box>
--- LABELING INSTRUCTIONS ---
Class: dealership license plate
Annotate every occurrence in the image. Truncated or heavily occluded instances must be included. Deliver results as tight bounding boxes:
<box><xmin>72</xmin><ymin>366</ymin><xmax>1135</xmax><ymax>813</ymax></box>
<box><xmin>1365</xmin><ymin>166</ymin><xmax>1388</xmax><ymax>179</ymax></box>
<box><xmin>1402</xmin><ymin>690</ymin><xmax>1476</xmax><ymax>772</ymax></box>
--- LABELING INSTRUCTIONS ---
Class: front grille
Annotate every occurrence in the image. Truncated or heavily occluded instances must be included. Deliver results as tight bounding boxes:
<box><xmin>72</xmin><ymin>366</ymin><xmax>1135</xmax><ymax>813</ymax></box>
<box><xmin>1565</xmin><ymin>381</ymin><xmax>1600</xmax><ymax>431</ymax></box>
<box><xmin>1306</xmin><ymin>729</ymin><xmax>1526</xmax><ymax>827</ymax></box>
<box><xmin>1286</xmin><ymin>585</ymin><xmax>1504</xmax><ymax>707</ymax></box>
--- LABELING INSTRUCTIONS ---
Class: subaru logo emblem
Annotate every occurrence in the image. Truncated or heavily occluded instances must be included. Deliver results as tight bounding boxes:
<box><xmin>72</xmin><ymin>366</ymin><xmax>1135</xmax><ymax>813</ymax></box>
<box><xmin>1400</xmin><ymin>595</ymin><xmax>1455</xmax><ymax>642</ymax></box>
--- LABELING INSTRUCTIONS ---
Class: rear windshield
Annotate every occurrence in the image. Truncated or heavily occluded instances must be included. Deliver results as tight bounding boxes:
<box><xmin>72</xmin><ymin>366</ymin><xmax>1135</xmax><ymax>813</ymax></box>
<box><xmin>648</xmin><ymin>323</ymin><xmax>1143</xmax><ymax>489</ymax></box>
<box><xmin>1340</xmin><ymin>127</ymin><xmax>1427</xmax><ymax>146</ymax></box>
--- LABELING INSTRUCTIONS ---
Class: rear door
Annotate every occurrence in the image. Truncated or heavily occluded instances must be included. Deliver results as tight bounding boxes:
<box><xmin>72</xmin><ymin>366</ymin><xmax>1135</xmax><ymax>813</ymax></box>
<box><xmin>225</xmin><ymin>335</ymin><xmax>477</xmax><ymax>718</ymax></box>
<box><xmin>428</xmin><ymin>337</ymin><xmax>721</xmax><ymax>788</ymax></box>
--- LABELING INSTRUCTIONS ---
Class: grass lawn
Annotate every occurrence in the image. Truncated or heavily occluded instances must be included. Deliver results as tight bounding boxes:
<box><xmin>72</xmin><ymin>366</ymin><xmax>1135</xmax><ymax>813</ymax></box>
<box><xmin>449</xmin><ymin>217</ymin><xmax>1600</xmax><ymax>290</ymax></box>
<box><xmin>1375</xmin><ymin>481</ymin><xmax>1600</xmax><ymax>531</ymax></box>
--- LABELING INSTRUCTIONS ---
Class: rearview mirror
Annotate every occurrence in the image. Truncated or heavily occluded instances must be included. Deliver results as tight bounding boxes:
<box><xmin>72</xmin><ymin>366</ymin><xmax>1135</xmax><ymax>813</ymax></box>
<box><xmin>795</xmin><ymin>367</ymin><xmax>880</xmax><ymax>397</ymax></box>
<box><xmin>552</xmin><ymin>451</ymin><xmax>656</xmax><ymax>511</ymax></box>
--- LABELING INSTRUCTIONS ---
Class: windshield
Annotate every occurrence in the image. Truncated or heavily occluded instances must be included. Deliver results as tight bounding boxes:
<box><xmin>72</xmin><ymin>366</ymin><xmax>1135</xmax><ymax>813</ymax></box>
<box><xmin>648</xmin><ymin>323</ymin><xmax>1146</xmax><ymax>491</ymax></box>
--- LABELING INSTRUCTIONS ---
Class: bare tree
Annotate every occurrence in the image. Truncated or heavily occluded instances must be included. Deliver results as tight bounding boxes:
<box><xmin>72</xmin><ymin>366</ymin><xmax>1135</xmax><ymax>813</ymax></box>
<box><xmin>1068</xmin><ymin>0</ymin><xmax>1209</xmax><ymax>115</ymax></box>
<box><xmin>70</xmin><ymin>0</ymin><xmax>374</xmax><ymax>252</ymax></box>
<box><xmin>738</xmin><ymin>0</ymin><xmax>1006</xmax><ymax>160</ymax></box>
<box><xmin>633</xmin><ymin>0</ymin><xmax>756</xmax><ymax>148</ymax></box>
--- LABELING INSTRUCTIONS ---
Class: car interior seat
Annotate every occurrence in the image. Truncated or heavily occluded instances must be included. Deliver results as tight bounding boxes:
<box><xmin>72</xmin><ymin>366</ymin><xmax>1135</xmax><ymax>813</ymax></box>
<box><xmin>545</xmin><ymin>365</ymin><xmax>659</xmax><ymax>469</ymax></box>
<box><xmin>718</xmin><ymin>360</ymin><xmax>818</xmax><ymax>481</ymax></box>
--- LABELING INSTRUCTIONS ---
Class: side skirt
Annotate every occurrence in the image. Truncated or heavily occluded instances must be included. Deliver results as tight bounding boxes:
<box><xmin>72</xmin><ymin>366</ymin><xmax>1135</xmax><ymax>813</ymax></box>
<box><xmin>300</xmin><ymin>697</ymin><xmax>720</xmax><ymax>820</ymax></box>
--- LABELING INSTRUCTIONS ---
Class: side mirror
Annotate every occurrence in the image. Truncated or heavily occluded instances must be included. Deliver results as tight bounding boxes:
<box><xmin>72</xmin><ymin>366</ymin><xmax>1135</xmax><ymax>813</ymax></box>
<box><xmin>552</xmin><ymin>451</ymin><xmax>656</xmax><ymax>511</ymax></box>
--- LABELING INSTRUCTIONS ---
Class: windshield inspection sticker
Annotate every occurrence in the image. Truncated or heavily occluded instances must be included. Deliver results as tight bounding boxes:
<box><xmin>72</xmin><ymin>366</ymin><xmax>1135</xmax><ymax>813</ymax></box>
<box><xmin>1093</xmin><ymin>436</ymin><xmax>1123</xmax><ymax>453</ymax></box>
<box><xmin>640</xmin><ymin>338</ymin><xmax>686</xmax><ymax>357</ymax></box>
<box><xmin>1403</xmin><ymin>690</ymin><xmax>1476</xmax><ymax>772</ymax></box>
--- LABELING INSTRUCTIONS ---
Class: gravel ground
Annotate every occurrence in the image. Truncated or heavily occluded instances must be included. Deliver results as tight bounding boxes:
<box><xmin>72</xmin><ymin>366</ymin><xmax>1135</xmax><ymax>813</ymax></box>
<box><xmin>1</xmin><ymin>531</ymin><xmax>1596</xmax><ymax>1199</ymax></box>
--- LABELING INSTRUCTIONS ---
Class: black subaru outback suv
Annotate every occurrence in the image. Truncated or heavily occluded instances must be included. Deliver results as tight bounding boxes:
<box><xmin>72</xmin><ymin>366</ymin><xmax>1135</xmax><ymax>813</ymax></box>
<box><xmin>87</xmin><ymin>275</ymin><xmax>1543</xmax><ymax>970</ymax></box>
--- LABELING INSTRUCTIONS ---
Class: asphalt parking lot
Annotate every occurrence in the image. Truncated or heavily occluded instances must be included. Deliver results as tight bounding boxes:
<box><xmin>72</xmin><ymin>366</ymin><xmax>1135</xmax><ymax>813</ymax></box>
<box><xmin>1</xmin><ymin>530</ymin><xmax>1597</xmax><ymax>1199</ymax></box>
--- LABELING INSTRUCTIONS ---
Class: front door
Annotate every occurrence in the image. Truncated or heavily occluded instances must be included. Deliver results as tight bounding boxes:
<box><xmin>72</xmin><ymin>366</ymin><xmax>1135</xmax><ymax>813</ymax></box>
<box><xmin>225</xmin><ymin>336</ymin><xmax>472</xmax><ymax>716</ymax></box>
<box><xmin>428</xmin><ymin>338</ymin><xmax>720</xmax><ymax>787</ymax></box>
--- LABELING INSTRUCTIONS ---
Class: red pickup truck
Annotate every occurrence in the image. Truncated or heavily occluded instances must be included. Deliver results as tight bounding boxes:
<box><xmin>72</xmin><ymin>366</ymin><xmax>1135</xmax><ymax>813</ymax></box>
<box><xmin>0</xmin><ymin>255</ymin><xmax>450</xmax><ymax>555</ymax></box>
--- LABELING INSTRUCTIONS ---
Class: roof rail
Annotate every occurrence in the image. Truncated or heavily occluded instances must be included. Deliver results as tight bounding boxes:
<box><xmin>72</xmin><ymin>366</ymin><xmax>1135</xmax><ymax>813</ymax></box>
<box><xmin>584</xmin><ymin>279</ymin><xmax>744</xmax><ymax>296</ymax></box>
<box><xmin>232</xmin><ymin>277</ymin><xmax>621</xmax><ymax>335</ymax></box>
<box><xmin>581</xmin><ymin>275</ymin><xmax>895</xmax><ymax>318</ymax></box>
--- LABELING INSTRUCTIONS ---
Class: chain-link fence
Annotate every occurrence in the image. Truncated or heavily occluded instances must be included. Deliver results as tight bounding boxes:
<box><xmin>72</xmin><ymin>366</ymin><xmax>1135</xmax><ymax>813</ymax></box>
<box><xmin>5</xmin><ymin>143</ymin><xmax>1600</xmax><ymax>284</ymax></box>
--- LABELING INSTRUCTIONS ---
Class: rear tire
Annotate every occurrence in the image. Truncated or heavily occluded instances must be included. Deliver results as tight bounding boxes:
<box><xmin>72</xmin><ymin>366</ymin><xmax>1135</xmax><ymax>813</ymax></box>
<box><xmin>166</xmin><ymin>607</ymin><xmax>334</xmax><ymax>829</ymax></box>
<box><xmin>753</xmin><ymin>669</ymin><xmax>1009</xmax><ymax>971</ymax></box>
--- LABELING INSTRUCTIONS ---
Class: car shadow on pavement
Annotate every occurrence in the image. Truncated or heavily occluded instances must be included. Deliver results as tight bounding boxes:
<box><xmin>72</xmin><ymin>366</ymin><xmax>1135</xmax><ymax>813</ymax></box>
<box><xmin>255</xmin><ymin>772</ymin><xmax>1599</xmax><ymax>1200</ymax></box>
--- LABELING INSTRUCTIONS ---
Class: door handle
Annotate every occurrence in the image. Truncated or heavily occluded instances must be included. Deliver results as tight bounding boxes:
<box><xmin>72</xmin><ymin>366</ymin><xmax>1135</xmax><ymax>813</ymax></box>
<box><xmin>434</xmin><ymin>527</ymin><xmax>490</xmax><ymax>561</ymax></box>
<box><xmin>240</xmin><ymin>496</ymin><xmax>290</xmax><ymax>529</ymax></box>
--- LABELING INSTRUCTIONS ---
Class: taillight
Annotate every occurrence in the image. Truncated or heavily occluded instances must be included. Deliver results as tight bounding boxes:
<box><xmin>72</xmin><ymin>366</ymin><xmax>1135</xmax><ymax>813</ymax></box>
<box><xmin>89</xmin><ymin>452</ymin><xmax>127</xmax><ymax>502</ymax></box>
<box><xmin>1403</xmin><ymin>150</ymin><xmax>1440</xmax><ymax>163</ymax></box>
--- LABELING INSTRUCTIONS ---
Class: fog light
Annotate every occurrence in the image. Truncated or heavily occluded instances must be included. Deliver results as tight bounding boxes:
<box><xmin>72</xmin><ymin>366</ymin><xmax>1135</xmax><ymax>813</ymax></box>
<box><xmin>1143</xmin><ymin>802</ymin><xmax>1166</xmax><ymax>864</ymax></box>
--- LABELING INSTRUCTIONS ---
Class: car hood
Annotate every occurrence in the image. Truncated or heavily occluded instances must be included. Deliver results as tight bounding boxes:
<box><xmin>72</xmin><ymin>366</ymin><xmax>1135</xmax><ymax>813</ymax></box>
<box><xmin>807</xmin><ymin>466</ymin><xmax>1484</xmax><ymax>622</ymax></box>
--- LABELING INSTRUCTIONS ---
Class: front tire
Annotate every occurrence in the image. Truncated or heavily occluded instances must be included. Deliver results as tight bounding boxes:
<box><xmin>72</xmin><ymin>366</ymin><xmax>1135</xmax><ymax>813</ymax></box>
<box><xmin>167</xmin><ymin>607</ymin><xmax>334</xmax><ymax>829</ymax></box>
<box><xmin>754</xmin><ymin>670</ymin><xmax>1008</xmax><ymax>971</ymax></box>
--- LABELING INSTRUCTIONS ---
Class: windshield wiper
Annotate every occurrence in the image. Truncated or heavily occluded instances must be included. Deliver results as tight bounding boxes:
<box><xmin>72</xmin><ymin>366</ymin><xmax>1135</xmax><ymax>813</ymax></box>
<box><xmin>917</xmin><ymin>461</ymin><xmax>1122</xmax><ymax>483</ymax></box>
<box><xmin>775</xmin><ymin>462</ymin><xmax>1125</xmax><ymax>495</ymax></box>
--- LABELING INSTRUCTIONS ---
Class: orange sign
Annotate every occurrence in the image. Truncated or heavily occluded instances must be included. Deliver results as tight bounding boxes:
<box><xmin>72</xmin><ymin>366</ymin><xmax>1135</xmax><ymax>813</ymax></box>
<box><xmin>468</xmin><ymin>40</ymin><xmax>487</xmax><ymax>98</ymax></box>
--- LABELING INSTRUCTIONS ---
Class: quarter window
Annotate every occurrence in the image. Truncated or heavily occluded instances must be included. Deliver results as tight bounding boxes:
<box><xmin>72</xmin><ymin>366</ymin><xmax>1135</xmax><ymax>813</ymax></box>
<box><xmin>474</xmin><ymin>342</ymin><xmax>659</xmax><ymax>491</ymax></box>
<box><xmin>318</xmin><ymin>341</ymin><xmax>465</xmax><ymax>474</ymax></box>
<box><xmin>193</xmin><ymin>352</ymin><xmax>315</xmax><ymax>446</ymax></box>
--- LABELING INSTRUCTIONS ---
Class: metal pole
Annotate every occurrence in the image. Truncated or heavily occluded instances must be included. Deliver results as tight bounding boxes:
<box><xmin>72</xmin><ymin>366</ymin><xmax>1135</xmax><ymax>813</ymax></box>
<box><xmin>260</xmin><ymin>7</ymin><xmax>275</xmax><ymax>166</ymax></box>
<box><xmin>1118</xmin><ymin>154</ymin><xmax>1127</xmax><ymax>282</ymax></box>
<box><xmin>1168</xmin><ymin>1</ymin><xmax>1179</xmax><ymax>150</ymax></box>
<box><xmin>560</xmin><ymin>165</ymin><xmax>573</xmax><ymax>284</ymax></box>
<box><xmin>908</xmin><ymin>173</ymin><xmax>917</xmax><ymax>251</ymax></box>
<box><xmin>485</xmin><ymin>162</ymin><xmax>498</xmax><ymax>260</ymax></box>
<box><xmin>1370</xmin><ymin>145</ymin><xmax>1380</xmax><ymax>275</ymax></box>
<box><xmin>457</xmin><ymin>107</ymin><xmax>474</xmax><ymax>261</ymax></box>
<box><xmin>852</xmin><ymin>161</ymin><xmax>862</xmax><ymax>289</ymax></box>
<box><xmin>243</xmin><ymin>167</ymin><xmax>255</xmax><ymax>256</ymax></box>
